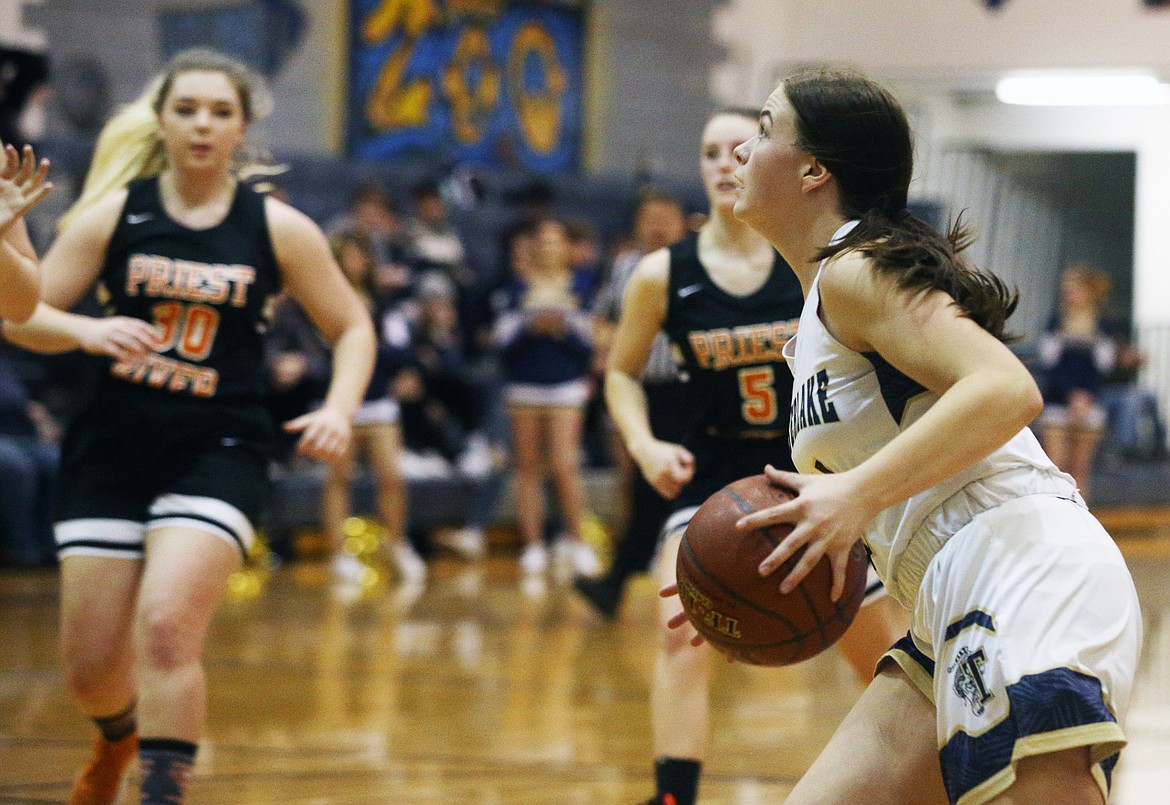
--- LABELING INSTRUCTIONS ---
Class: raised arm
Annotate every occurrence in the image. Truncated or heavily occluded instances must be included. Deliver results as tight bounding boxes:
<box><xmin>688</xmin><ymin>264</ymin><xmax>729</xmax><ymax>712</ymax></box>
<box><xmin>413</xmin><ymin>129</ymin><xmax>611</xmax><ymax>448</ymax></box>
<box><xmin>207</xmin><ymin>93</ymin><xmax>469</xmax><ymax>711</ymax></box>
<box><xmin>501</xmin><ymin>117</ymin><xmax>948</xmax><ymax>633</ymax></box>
<box><xmin>604</xmin><ymin>248</ymin><xmax>694</xmax><ymax>499</ymax></box>
<box><xmin>741</xmin><ymin>251</ymin><xmax>1042</xmax><ymax>599</ymax></box>
<box><xmin>3</xmin><ymin>189</ymin><xmax>158</xmax><ymax>358</ymax></box>
<box><xmin>0</xmin><ymin>144</ymin><xmax>52</xmax><ymax>323</ymax></box>
<box><xmin>267</xmin><ymin>197</ymin><xmax>376</xmax><ymax>463</ymax></box>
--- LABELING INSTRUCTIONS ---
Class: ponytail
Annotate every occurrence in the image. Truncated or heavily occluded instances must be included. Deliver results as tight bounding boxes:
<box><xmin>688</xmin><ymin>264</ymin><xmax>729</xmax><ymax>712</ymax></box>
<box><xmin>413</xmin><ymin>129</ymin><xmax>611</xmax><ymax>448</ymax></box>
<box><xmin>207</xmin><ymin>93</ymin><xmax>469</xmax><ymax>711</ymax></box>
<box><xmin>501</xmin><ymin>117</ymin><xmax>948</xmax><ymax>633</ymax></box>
<box><xmin>58</xmin><ymin>48</ymin><xmax>277</xmax><ymax>233</ymax></box>
<box><xmin>817</xmin><ymin>210</ymin><xmax>1019</xmax><ymax>342</ymax></box>
<box><xmin>57</xmin><ymin>88</ymin><xmax>167</xmax><ymax>232</ymax></box>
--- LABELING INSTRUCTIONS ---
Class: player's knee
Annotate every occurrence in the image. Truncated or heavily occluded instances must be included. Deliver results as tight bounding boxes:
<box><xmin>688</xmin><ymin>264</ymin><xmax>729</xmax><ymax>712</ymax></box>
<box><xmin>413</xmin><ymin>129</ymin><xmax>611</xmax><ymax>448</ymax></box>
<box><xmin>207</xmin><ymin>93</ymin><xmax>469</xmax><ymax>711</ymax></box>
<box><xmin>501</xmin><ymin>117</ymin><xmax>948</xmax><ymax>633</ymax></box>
<box><xmin>62</xmin><ymin>664</ymin><xmax>102</xmax><ymax>701</ymax></box>
<box><xmin>136</xmin><ymin>605</ymin><xmax>196</xmax><ymax>672</ymax></box>
<box><xmin>61</xmin><ymin>646</ymin><xmax>121</xmax><ymax>700</ymax></box>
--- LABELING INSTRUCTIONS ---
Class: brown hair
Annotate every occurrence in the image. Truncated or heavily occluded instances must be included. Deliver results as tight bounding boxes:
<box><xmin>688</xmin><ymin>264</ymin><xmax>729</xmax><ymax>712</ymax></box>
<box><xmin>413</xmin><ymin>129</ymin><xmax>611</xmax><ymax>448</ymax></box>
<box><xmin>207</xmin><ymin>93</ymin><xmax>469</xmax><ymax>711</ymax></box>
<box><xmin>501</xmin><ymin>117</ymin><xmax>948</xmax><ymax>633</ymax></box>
<box><xmin>784</xmin><ymin>67</ymin><xmax>1018</xmax><ymax>340</ymax></box>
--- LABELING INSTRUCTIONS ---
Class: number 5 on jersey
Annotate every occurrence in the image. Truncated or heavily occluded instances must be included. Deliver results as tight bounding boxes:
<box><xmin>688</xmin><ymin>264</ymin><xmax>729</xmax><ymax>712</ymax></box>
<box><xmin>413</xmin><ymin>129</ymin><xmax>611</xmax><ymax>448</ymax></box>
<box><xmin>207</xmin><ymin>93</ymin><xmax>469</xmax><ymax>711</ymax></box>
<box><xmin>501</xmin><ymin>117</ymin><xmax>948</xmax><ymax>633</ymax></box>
<box><xmin>738</xmin><ymin>366</ymin><xmax>778</xmax><ymax>425</ymax></box>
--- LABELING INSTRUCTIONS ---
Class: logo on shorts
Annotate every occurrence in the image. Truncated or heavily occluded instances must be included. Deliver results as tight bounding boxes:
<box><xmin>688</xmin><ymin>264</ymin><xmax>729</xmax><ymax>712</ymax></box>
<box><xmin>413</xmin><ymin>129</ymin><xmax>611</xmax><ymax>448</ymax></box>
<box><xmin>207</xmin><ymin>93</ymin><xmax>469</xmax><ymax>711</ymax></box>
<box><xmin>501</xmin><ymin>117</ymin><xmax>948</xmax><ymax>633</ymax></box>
<box><xmin>949</xmin><ymin>646</ymin><xmax>994</xmax><ymax>716</ymax></box>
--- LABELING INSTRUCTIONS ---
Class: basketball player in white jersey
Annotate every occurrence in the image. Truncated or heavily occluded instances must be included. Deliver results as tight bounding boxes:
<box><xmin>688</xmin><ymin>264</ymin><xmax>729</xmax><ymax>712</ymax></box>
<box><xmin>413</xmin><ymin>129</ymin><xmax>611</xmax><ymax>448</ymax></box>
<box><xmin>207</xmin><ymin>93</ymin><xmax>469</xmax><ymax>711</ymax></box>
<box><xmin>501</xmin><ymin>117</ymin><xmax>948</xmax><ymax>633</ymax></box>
<box><xmin>699</xmin><ymin>67</ymin><xmax>1142</xmax><ymax>804</ymax></box>
<box><xmin>610</xmin><ymin>108</ymin><xmax>904</xmax><ymax>805</ymax></box>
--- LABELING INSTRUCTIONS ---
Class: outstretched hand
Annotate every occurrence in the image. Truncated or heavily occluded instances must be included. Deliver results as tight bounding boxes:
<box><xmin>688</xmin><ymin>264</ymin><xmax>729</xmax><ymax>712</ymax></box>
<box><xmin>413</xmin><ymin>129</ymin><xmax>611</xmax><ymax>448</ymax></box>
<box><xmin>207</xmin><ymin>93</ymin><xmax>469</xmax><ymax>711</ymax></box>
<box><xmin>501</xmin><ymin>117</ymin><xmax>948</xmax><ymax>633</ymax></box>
<box><xmin>284</xmin><ymin>405</ymin><xmax>352</xmax><ymax>464</ymax></box>
<box><xmin>734</xmin><ymin>464</ymin><xmax>876</xmax><ymax>602</ymax></box>
<box><xmin>0</xmin><ymin>144</ymin><xmax>52</xmax><ymax>237</ymax></box>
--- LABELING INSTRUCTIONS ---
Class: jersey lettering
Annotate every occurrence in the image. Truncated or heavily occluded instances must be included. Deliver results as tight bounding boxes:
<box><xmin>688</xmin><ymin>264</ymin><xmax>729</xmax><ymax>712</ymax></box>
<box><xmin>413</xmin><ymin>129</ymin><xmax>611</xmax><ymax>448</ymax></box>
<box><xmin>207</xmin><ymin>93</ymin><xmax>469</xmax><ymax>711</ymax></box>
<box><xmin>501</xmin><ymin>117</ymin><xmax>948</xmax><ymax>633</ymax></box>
<box><xmin>110</xmin><ymin>353</ymin><xmax>219</xmax><ymax>398</ymax></box>
<box><xmin>688</xmin><ymin>320</ymin><xmax>798</xmax><ymax>371</ymax></box>
<box><xmin>126</xmin><ymin>254</ymin><xmax>256</xmax><ymax>308</ymax></box>
<box><xmin>789</xmin><ymin>368</ymin><xmax>841</xmax><ymax>444</ymax></box>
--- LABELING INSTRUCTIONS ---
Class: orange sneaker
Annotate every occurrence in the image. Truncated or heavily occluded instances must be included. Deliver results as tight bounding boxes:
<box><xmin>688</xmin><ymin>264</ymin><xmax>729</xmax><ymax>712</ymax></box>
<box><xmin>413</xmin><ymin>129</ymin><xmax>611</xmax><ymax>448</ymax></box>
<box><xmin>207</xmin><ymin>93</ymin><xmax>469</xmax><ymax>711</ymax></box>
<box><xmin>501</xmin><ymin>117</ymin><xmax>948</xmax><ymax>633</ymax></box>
<box><xmin>69</xmin><ymin>732</ymin><xmax>138</xmax><ymax>805</ymax></box>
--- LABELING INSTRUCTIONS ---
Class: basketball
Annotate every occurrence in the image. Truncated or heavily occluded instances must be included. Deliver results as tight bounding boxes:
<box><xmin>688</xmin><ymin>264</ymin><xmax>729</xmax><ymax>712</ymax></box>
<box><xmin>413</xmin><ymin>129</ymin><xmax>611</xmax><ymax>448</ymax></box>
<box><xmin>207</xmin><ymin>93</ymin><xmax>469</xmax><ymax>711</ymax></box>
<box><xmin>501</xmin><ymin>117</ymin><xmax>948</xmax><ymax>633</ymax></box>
<box><xmin>676</xmin><ymin>474</ymin><xmax>870</xmax><ymax>666</ymax></box>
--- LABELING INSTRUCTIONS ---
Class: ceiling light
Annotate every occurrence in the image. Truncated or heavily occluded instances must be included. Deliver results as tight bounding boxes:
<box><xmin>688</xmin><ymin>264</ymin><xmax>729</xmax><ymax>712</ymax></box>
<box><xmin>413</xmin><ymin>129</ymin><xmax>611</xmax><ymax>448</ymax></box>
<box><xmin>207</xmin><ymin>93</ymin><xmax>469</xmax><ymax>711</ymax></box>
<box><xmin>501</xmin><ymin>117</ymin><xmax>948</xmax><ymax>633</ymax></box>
<box><xmin>995</xmin><ymin>74</ymin><xmax>1170</xmax><ymax>106</ymax></box>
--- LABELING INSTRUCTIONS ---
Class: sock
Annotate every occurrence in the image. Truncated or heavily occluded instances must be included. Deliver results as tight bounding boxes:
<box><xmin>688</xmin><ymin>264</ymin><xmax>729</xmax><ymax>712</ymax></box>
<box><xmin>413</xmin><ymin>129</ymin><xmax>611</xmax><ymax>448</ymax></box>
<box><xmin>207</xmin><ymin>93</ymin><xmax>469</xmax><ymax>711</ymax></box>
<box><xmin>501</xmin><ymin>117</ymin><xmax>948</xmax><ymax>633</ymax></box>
<box><xmin>139</xmin><ymin>738</ymin><xmax>197</xmax><ymax>805</ymax></box>
<box><xmin>93</xmin><ymin>701</ymin><xmax>137</xmax><ymax>742</ymax></box>
<box><xmin>655</xmin><ymin>757</ymin><xmax>701</xmax><ymax>805</ymax></box>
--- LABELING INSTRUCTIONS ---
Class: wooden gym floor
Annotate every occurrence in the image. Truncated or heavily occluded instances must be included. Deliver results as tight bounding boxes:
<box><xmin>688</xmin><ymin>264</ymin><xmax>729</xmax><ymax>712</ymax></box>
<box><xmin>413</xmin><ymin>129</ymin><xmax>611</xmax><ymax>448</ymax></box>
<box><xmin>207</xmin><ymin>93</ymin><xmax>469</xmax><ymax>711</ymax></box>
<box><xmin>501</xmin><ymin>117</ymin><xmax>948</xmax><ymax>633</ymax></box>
<box><xmin>1</xmin><ymin>507</ymin><xmax>1168</xmax><ymax>804</ymax></box>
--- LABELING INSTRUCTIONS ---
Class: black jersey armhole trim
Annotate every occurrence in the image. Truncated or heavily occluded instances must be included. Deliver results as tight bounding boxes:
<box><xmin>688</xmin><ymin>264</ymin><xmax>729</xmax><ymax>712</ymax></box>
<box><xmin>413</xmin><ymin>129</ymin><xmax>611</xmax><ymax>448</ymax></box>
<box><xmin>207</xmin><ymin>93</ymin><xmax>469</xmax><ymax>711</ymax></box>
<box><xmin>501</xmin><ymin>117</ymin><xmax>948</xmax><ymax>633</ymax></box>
<box><xmin>860</xmin><ymin>350</ymin><xmax>926</xmax><ymax>425</ymax></box>
<box><xmin>247</xmin><ymin>185</ymin><xmax>281</xmax><ymax>292</ymax></box>
<box><xmin>664</xmin><ymin>230</ymin><xmax>700</xmax><ymax>323</ymax></box>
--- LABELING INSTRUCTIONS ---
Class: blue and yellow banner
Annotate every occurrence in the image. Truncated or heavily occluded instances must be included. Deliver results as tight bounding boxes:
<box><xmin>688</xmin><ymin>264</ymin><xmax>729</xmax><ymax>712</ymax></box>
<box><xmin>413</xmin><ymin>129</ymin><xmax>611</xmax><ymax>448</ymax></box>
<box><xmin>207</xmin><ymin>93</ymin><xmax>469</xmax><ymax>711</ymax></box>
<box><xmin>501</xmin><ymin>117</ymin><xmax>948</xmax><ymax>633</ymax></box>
<box><xmin>349</xmin><ymin>0</ymin><xmax>584</xmax><ymax>172</ymax></box>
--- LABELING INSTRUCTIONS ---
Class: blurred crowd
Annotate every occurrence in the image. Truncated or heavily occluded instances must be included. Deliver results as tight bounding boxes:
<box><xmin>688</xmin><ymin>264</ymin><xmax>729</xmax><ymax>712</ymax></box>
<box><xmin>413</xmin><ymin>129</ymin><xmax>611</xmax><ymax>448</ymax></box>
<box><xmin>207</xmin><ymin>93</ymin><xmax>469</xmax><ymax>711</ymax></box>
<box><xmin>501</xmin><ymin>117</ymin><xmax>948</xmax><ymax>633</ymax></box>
<box><xmin>1</xmin><ymin>171</ymin><xmax>1166</xmax><ymax>573</ymax></box>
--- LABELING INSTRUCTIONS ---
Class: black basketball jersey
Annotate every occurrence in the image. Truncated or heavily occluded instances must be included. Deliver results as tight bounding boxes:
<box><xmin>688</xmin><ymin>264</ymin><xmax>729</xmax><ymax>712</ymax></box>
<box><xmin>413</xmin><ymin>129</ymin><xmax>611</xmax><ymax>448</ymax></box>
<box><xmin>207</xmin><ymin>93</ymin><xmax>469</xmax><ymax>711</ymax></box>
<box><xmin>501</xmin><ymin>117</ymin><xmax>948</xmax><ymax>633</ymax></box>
<box><xmin>662</xmin><ymin>231</ymin><xmax>803</xmax><ymax>438</ymax></box>
<box><xmin>662</xmin><ymin>232</ymin><xmax>805</xmax><ymax>509</ymax></box>
<box><xmin>97</xmin><ymin>177</ymin><xmax>281</xmax><ymax>407</ymax></box>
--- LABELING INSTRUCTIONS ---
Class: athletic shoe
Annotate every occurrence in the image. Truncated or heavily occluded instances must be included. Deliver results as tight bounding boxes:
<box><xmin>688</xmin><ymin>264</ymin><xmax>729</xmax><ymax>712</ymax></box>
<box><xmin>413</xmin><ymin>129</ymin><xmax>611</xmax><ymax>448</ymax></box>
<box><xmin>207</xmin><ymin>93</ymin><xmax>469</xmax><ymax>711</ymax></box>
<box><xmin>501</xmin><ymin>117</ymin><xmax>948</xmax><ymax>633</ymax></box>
<box><xmin>69</xmin><ymin>732</ymin><xmax>137</xmax><ymax>805</ymax></box>
<box><xmin>435</xmin><ymin>527</ymin><xmax>486</xmax><ymax>561</ymax></box>
<box><xmin>330</xmin><ymin>552</ymin><xmax>367</xmax><ymax>585</ymax></box>
<box><xmin>520</xmin><ymin>543</ymin><xmax>548</xmax><ymax>575</ymax></box>
<box><xmin>573</xmin><ymin>574</ymin><xmax>622</xmax><ymax>620</ymax></box>
<box><xmin>391</xmin><ymin>542</ymin><xmax>427</xmax><ymax>584</ymax></box>
<box><xmin>638</xmin><ymin>795</ymin><xmax>678</xmax><ymax>805</ymax></box>
<box><xmin>570</xmin><ymin>541</ymin><xmax>601</xmax><ymax>577</ymax></box>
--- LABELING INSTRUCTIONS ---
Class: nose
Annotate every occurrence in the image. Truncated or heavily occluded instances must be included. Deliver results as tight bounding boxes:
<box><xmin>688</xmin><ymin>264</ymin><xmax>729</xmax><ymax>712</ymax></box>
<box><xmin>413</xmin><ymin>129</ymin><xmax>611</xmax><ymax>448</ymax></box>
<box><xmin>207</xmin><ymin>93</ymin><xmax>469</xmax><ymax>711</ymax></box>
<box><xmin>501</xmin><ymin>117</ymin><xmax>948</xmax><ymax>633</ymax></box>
<box><xmin>193</xmin><ymin>107</ymin><xmax>213</xmax><ymax>129</ymax></box>
<box><xmin>733</xmin><ymin>136</ymin><xmax>754</xmax><ymax>165</ymax></box>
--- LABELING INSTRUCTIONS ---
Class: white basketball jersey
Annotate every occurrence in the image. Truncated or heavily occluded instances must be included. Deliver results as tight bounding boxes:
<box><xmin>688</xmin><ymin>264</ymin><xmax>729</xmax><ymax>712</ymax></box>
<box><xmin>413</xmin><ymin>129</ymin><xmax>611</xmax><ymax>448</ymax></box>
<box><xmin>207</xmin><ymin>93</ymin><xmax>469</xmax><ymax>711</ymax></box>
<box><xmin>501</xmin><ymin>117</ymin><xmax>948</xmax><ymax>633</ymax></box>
<box><xmin>782</xmin><ymin>223</ymin><xmax>1075</xmax><ymax>607</ymax></box>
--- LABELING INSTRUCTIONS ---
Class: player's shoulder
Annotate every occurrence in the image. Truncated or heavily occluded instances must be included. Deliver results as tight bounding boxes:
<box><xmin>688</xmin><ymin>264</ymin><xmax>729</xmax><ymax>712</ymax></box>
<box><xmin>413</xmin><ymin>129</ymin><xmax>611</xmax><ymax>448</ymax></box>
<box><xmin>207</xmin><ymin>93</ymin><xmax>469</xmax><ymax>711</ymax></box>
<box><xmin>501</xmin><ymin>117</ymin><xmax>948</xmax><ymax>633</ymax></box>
<box><xmin>69</xmin><ymin>188</ymin><xmax>131</xmax><ymax>236</ymax></box>
<box><xmin>262</xmin><ymin>193</ymin><xmax>314</xmax><ymax>230</ymax></box>
<box><xmin>818</xmin><ymin>248</ymin><xmax>897</xmax><ymax>310</ymax></box>
<box><xmin>630</xmin><ymin>246</ymin><xmax>671</xmax><ymax>288</ymax></box>
<box><xmin>263</xmin><ymin>194</ymin><xmax>328</xmax><ymax>248</ymax></box>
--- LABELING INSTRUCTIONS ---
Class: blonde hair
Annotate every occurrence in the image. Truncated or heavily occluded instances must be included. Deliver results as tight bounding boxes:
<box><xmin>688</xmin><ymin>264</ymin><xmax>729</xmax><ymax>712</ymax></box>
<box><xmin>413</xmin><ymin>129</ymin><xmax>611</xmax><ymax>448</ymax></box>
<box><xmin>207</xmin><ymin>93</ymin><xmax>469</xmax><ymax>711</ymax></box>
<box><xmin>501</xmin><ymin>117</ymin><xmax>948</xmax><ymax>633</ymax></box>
<box><xmin>59</xmin><ymin>48</ymin><xmax>274</xmax><ymax>231</ymax></box>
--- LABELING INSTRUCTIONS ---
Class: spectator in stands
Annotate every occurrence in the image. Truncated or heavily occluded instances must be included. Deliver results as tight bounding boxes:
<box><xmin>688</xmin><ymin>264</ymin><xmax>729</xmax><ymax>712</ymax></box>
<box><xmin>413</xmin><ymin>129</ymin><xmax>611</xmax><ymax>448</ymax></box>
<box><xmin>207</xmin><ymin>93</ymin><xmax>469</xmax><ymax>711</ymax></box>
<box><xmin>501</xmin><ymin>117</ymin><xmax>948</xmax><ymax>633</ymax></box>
<box><xmin>391</xmin><ymin>274</ymin><xmax>478</xmax><ymax>467</ymax></box>
<box><xmin>1037</xmin><ymin>263</ymin><xmax>1117</xmax><ymax>502</ymax></box>
<box><xmin>494</xmin><ymin>217</ymin><xmax>600</xmax><ymax>577</ymax></box>
<box><xmin>575</xmin><ymin>189</ymin><xmax>689</xmax><ymax>618</ymax></box>
<box><xmin>322</xmin><ymin>233</ymin><xmax>424</xmax><ymax>586</ymax></box>
<box><xmin>1101</xmin><ymin>329</ymin><xmax>1168</xmax><ymax>461</ymax></box>
<box><xmin>415</xmin><ymin>273</ymin><xmax>510</xmax><ymax>560</ymax></box>
<box><xmin>327</xmin><ymin>182</ymin><xmax>412</xmax><ymax>308</ymax></box>
<box><xmin>403</xmin><ymin>179</ymin><xmax>474</xmax><ymax>292</ymax></box>
<box><xmin>565</xmin><ymin>217</ymin><xmax>605</xmax><ymax>304</ymax></box>
<box><xmin>0</xmin><ymin>340</ymin><xmax>59</xmax><ymax>568</ymax></box>
<box><xmin>564</xmin><ymin>218</ymin><xmax>609</xmax><ymax>468</ymax></box>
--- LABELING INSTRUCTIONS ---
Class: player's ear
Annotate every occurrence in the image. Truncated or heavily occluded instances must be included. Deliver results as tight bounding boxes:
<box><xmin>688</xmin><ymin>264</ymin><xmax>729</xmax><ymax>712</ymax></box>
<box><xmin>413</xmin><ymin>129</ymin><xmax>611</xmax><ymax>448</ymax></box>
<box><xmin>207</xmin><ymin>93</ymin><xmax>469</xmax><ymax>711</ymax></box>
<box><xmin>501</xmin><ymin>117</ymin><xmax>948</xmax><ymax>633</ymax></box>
<box><xmin>801</xmin><ymin>157</ymin><xmax>831</xmax><ymax>192</ymax></box>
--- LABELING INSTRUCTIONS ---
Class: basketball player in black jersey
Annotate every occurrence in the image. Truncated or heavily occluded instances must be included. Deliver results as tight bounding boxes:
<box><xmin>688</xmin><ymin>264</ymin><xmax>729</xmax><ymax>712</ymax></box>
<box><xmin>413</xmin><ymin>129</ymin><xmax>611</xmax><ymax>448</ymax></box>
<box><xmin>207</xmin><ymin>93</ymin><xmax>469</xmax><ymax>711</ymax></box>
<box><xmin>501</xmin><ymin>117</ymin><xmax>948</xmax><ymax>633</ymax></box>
<box><xmin>606</xmin><ymin>109</ymin><xmax>904</xmax><ymax>805</ymax></box>
<box><xmin>0</xmin><ymin>142</ymin><xmax>51</xmax><ymax>323</ymax></box>
<box><xmin>5</xmin><ymin>50</ymin><xmax>375</xmax><ymax>805</ymax></box>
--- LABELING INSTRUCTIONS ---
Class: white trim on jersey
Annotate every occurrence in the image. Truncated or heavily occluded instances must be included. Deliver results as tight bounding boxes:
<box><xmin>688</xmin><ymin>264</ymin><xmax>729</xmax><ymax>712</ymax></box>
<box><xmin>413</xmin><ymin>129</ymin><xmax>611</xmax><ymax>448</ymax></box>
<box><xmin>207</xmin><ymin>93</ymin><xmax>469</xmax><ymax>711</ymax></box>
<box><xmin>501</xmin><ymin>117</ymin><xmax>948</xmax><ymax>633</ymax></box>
<box><xmin>148</xmin><ymin>493</ymin><xmax>254</xmax><ymax>556</ymax></box>
<box><xmin>55</xmin><ymin>519</ymin><xmax>146</xmax><ymax>559</ymax></box>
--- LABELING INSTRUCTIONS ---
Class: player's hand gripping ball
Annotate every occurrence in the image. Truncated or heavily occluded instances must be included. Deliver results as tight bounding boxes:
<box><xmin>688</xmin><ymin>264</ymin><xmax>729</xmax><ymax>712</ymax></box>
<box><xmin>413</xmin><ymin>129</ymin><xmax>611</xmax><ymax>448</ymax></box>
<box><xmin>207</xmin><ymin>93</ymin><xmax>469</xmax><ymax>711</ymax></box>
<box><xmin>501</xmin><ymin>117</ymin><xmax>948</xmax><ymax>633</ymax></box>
<box><xmin>676</xmin><ymin>474</ymin><xmax>869</xmax><ymax>666</ymax></box>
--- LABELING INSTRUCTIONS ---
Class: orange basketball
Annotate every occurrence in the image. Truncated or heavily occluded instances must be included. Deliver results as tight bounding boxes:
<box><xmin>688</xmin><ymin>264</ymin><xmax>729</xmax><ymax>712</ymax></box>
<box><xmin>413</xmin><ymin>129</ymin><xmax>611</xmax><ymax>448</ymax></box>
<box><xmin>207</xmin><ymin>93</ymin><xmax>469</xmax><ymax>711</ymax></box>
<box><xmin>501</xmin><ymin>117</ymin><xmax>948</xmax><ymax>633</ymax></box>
<box><xmin>676</xmin><ymin>474</ymin><xmax>869</xmax><ymax>666</ymax></box>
